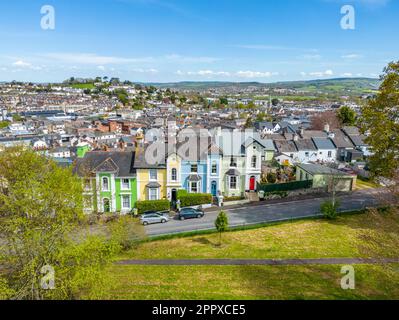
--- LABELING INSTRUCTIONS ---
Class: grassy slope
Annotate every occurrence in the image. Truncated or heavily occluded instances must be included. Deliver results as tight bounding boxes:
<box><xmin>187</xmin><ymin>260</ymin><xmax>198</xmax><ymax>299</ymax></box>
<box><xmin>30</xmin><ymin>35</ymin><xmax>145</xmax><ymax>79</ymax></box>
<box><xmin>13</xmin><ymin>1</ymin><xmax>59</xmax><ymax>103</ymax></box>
<box><xmin>102</xmin><ymin>212</ymin><xmax>399</xmax><ymax>300</ymax></box>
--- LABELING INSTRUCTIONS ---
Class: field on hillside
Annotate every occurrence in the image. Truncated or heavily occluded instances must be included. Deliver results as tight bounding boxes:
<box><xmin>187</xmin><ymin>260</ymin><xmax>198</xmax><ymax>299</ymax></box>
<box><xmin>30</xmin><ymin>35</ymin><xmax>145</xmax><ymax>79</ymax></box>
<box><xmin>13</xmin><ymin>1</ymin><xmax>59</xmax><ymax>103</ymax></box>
<box><xmin>99</xmin><ymin>211</ymin><xmax>399</xmax><ymax>300</ymax></box>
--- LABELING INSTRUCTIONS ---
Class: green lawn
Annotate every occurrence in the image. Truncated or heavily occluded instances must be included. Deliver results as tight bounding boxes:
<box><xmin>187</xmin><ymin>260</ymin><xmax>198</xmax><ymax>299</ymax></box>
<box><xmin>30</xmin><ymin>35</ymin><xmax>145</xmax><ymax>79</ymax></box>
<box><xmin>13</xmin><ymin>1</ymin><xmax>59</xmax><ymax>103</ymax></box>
<box><xmin>71</xmin><ymin>83</ymin><xmax>95</xmax><ymax>90</ymax></box>
<box><xmin>100</xmin><ymin>211</ymin><xmax>399</xmax><ymax>300</ymax></box>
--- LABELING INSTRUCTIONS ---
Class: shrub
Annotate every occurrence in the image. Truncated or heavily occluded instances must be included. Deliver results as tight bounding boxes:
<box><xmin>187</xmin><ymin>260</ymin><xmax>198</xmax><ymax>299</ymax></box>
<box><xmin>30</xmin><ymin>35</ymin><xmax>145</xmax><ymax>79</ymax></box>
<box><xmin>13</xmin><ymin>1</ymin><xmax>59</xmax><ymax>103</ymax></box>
<box><xmin>264</xmin><ymin>191</ymin><xmax>288</xmax><ymax>199</ymax></box>
<box><xmin>224</xmin><ymin>196</ymin><xmax>245</xmax><ymax>202</ymax></box>
<box><xmin>177</xmin><ymin>189</ymin><xmax>188</xmax><ymax>198</ymax></box>
<box><xmin>267</xmin><ymin>172</ymin><xmax>277</xmax><ymax>183</ymax></box>
<box><xmin>321</xmin><ymin>200</ymin><xmax>341</xmax><ymax>220</ymax></box>
<box><xmin>135</xmin><ymin>200</ymin><xmax>170</xmax><ymax>214</ymax></box>
<box><xmin>179</xmin><ymin>193</ymin><xmax>212</xmax><ymax>207</ymax></box>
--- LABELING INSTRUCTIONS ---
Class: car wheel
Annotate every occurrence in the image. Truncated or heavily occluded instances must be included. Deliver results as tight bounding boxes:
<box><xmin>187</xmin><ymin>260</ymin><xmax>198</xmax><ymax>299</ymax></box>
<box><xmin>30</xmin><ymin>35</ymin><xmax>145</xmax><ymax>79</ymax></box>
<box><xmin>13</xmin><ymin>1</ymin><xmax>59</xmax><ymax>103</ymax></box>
<box><xmin>143</xmin><ymin>221</ymin><xmax>148</xmax><ymax>226</ymax></box>
<box><xmin>161</xmin><ymin>219</ymin><xmax>166</xmax><ymax>223</ymax></box>
<box><xmin>197</xmin><ymin>214</ymin><xmax>201</xmax><ymax>218</ymax></box>
<box><xmin>180</xmin><ymin>216</ymin><xmax>185</xmax><ymax>221</ymax></box>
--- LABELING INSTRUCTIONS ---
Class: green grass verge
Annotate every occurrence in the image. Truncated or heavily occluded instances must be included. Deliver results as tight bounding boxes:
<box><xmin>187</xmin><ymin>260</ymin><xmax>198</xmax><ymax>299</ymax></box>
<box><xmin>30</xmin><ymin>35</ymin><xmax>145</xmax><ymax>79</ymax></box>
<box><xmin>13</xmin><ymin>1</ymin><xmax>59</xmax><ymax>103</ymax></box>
<box><xmin>98</xmin><ymin>209</ymin><xmax>399</xmax><ymax>300</ymax></box>
<box><xmin>102</xmin><ymin>264</ymin><xmax>399</xmax><ymax>300</ymax></box>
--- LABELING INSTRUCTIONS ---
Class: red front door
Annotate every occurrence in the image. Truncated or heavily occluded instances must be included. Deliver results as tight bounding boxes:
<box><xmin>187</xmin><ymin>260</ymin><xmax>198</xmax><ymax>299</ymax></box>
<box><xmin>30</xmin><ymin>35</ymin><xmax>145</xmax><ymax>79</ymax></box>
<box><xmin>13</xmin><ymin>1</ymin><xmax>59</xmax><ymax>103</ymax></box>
<box><xmin>249</xmin><ymin>176</ymin><xmax>256</xmax><ymax>191</ymax></box>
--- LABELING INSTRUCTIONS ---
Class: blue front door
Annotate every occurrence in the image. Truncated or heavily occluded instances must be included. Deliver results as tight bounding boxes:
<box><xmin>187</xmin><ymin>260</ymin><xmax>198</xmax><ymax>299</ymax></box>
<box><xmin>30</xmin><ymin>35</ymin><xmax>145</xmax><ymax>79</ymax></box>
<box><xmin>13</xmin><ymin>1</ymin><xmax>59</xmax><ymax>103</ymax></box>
<box><xmin>211</xmin><ymin>181</ymin><xmax>217</xmax><ymax>196</ymax></box>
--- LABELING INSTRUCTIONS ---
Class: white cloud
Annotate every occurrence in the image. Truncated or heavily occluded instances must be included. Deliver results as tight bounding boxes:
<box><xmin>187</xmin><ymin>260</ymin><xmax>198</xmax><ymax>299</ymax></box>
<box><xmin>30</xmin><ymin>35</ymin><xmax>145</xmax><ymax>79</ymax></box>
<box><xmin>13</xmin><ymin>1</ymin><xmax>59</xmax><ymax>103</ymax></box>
<box><xmin>41</xmin><ymin>53</ymin><xmax>153</xmax><ymax>65</ymax></box>
<box><xmin>236</xmin><ymin>71</ymin><xmax>278</xmax><ymax>78</ymax></box>
<box><xmin>12</xmin><ymin>60</ymin><xmax>32</xmax><ymax>67</ymax></box>
<box><xmin>308</xmin><ymin>69</ymin><xmax>334</xmax><ymax>77</ymax></box>
<box><xmin>301</xmin><ymin>54</ymin><xmax>322</xmax><ymax>60</ymax></box>
<box><xmin>97</xmin><ymin>65</ymin><xmax>106</xmax><ymax>71</ymax></box>
<box><xmin>132</xmin><ymin>68</ymin><xmax>159</xmax><ymax>74</ymax></box>
<box><xmin>235</xmin><ymin>45</ymin><xmax>318</xmax><ymax>52</ymax></box>
<box><xmin>176</xmin><ymin>70</ymin><xmax>278</xmax><ymax>79</ymax></box>
<box><xmin>341</xmin><ymin>73</ymin><xmax>353</xmax><ymax>77</ymax></box>
<box><xmin>341</xmin><ymin>54</ymin><xmax>362</xmax><ymax>59</ymax></box>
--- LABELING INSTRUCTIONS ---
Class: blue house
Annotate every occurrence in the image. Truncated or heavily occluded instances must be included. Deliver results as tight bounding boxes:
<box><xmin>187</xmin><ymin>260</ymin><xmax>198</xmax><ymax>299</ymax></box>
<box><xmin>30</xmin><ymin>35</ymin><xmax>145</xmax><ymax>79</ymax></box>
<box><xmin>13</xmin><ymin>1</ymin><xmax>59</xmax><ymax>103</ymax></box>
<box><xmin>206</xmin><ymin>143</ymin><xmax>223</xmax><ymax>197</ymax></box>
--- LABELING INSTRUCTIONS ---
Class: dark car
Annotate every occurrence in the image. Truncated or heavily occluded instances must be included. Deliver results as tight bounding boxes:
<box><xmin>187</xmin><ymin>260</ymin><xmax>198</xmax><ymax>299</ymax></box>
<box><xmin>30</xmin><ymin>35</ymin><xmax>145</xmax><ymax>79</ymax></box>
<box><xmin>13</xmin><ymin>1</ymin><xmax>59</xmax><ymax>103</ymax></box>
<box><xmin>177</xmin><ymin>208</ymin><xmax>205</xmax><ymax>221</ymax></box>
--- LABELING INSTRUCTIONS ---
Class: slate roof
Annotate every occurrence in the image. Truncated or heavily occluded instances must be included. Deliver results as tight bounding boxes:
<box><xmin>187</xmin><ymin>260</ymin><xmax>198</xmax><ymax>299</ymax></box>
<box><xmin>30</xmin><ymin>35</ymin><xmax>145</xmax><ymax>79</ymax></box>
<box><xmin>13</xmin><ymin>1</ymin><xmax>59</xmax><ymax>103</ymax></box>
<box><xmin>294</xmin><ymin>139</ymin><xmax>317</xmax><ymax>151</ymax></box>
<box><xmin>300</xmin><ymin>130</ymin><xmax>328</xmax><ymax>139</ymax></box>
<box><xmin>342</xmin><ymin>126</ymin><xmax>360</xmax><ymax>136</ymax></box>
<box><xmin>134</xmin><ymin>145</ymin><xmax>166</xmax><ymax>169</ymax></box>
<box><xmin>348</xmin><ymin>134</ymin><xmax>368</xmax><ymax>147</ymax></box>
<box><xmin>146</xmin><ymin>182</ymin><xmax>161</xmax><ymax>188</ymax></box>
<box><xmin>74</xmin><ymin>151</ymin><xmax>136</xmax><ymax>177</ymax></box>
<box><xmin>225</xmin><ymin>169</ymin><xmax>241</xmax><ymax>176</ymax></box>
<box><xmin>188</xmin><ymin>174</ymin><xmax>202</xmax><ymax>182</ymax></box>
<box><xmin>298</xmin><ymin>163</ymin><xmax>350</xmax><ymax>176</ymax></box>
<box><xmin>330</xmin><ymin>129</ymin><xmax>354</xmax><ymax>149</ymax></box>
<box><xmin>312</xmin><ymin>138</ymin><xmax>336</xmax><ymax>150</ymax></box>
<box><xmin>274</xmin><ymin>140</ymin><xmax>298</xmax><ymax>153</ymax></box>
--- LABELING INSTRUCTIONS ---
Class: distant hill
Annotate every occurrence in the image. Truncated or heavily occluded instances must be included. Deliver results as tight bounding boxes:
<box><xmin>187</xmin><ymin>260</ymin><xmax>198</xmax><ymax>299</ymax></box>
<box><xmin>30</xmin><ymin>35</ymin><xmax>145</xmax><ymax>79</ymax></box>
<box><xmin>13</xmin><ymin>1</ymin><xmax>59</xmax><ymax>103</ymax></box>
<box><xmin>147</xmin><ymin>78</ymin><xmax>380</xmax><ymax>95</ymax></box>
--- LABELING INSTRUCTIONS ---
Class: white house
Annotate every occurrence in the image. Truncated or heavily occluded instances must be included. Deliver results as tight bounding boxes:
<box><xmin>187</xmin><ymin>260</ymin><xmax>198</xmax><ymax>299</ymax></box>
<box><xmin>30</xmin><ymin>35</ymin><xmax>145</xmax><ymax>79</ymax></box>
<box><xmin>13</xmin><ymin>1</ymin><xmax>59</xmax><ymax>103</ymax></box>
<box><xmin>312</xmin><ymin>138</ymin><xmax>337</xmax><ymax>163</ymax></box>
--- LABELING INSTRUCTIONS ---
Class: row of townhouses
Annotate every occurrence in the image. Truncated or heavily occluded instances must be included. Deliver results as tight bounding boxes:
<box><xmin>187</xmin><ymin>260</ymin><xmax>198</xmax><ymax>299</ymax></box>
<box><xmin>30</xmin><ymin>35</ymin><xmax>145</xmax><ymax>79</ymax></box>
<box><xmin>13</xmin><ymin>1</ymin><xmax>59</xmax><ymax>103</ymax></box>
<box><xmin>74</xmin><ymin>125</ymin><xmax>364</xmax><ymax>214</ymax></box>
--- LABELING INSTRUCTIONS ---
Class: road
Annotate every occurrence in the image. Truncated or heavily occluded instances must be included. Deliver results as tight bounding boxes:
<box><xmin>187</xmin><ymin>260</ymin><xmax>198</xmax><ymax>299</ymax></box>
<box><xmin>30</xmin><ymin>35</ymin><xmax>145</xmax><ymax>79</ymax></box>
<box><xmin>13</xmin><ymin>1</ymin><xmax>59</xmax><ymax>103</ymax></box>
<box><xmin>144</xmin><ymin>190</ymin><xmax>383</xmax><ymax>237</ymax></box>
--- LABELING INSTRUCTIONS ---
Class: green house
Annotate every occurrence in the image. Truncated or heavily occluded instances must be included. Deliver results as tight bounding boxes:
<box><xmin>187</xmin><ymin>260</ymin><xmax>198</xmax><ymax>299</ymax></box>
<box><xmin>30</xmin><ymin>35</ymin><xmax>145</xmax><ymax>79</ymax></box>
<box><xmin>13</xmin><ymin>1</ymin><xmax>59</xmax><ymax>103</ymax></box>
<box><xmin>296</xmin><ymin>163</ymin><xmax>357</xmax><ymax>192</ymax></box>
<box><xmin>74</xmin><ymin>151</ymin><xmax>137</xmax><ymax>214</ymax></box>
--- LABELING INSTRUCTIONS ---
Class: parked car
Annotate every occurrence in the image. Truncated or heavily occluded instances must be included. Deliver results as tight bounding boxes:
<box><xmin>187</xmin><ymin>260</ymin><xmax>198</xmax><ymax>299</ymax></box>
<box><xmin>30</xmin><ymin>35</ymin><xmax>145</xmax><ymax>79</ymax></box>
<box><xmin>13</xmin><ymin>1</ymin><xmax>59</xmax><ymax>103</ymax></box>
<box><xmin>140</xmin><ymin>212</ymin><xmax>169</xmax><ymax>225</ymax></box>
<box><xmin>177</xmin><ymin>208</ymin><xmax>205</xmax><ymax>221</ymax></box>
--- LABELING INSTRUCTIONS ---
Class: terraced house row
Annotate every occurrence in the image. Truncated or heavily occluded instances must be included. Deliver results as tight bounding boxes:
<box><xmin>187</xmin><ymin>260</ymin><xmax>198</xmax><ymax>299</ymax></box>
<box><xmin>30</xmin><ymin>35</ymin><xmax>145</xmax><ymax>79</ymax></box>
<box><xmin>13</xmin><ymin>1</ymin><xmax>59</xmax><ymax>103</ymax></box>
<box><xmin>74</xmin><ymin>134</ymin><xmax>275</xmax><ymax>213</ymax></box>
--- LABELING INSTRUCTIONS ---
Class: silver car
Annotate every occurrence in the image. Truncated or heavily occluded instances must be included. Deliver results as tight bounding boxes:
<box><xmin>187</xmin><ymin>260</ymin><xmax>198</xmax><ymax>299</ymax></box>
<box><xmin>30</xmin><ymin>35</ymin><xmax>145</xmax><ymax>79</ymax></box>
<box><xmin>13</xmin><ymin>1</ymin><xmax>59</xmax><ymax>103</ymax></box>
<box><xmin>140</xmin><ymin>212</ymin><xmax>169</xmax><ymax>226</ymax></box>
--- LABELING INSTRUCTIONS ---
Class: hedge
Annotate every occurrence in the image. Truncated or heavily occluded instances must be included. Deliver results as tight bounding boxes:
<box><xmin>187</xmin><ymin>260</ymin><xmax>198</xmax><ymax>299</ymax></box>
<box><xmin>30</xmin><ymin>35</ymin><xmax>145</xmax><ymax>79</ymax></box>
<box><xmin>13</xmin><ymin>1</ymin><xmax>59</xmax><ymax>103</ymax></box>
<box><xmin>257</xmin><ymin>180</ymin><xmax>313</xmax><ymax>193</ymax></box>
<box><xmin>135</xmin><ymin>200</ymin><xmax>170</xmax><ymax>214</ymax></box>
<box><xmin>179</xmin><ymin>193</ymin><xmax>213</xmax><ymax>208</ymax></box>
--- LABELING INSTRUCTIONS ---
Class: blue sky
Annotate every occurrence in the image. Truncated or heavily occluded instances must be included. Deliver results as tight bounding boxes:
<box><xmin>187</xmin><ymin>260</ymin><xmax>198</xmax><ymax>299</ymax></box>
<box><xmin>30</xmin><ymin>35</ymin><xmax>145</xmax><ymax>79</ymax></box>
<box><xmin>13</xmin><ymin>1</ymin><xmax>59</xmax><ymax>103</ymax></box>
<box><xmin>0</xmin><ymin>0</ymin><xmax>397</xmax><ymax>83</ymax></box>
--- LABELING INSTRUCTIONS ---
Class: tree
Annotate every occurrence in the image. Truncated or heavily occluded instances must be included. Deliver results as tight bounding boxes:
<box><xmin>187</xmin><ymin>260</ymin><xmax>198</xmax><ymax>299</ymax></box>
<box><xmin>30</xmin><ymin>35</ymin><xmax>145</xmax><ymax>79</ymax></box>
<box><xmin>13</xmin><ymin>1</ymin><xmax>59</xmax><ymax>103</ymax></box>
<box><xmin>244</xmin><ymin>117</ymin><xmax>253</xmax><ymax>128</ymax></box>
<box><xmin>321</xmin><ymin>200</ymin><xmax>341</xmax><ymax>220</ymax></box>
<box><xmin>215</xmin><ymin>211</ymin><xmax>229</xmax><ymax>245</ymax></box>
<box><xmin>0</xmin><ymin>147</ymin><xmax>119</xmax><ymax>299</ymax></box>
<box><xmin>219</xmin><ymin>97</ymin><xmax>228</xmax><ymax>105</ymax></box>
<box><xmin>271</xmin><ymin>98</ymin><xmax>279</xmax><ymax>106</ymax></box>
<box><xmin>359</xmin><ymin>61</ymin><xmax>399</xmax><ymax>178</ymax></box>
<box><xmin>337</xmin><ymin>106</ymin><xmax>356</xmax><ymax>126</ymax></box>
<box><xmin>311</xmin><ymin>111</ymin><xmax>340</xmax><ymax>130</ymax></box>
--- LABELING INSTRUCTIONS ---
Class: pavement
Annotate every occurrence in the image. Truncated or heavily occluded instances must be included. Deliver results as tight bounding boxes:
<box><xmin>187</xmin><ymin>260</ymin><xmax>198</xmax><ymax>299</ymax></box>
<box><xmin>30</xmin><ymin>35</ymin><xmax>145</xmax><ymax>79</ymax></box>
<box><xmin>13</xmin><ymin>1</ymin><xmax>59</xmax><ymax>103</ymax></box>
<box><xmin>144</xmin><ymin>189</ymin><xmax>385</xmax><ymax>237</ymax></box>
<box><xmin>117</xmin><ymin>257</ymin><xmax>399</xmax><ymax>266</ymax></box>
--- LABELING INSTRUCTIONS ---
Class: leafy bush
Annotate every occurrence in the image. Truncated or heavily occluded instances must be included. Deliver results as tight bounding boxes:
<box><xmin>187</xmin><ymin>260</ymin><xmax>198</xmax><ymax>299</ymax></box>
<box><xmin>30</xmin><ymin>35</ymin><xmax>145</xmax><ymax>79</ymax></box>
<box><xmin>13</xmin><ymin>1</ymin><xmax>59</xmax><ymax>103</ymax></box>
<box><xmin>177</xmin><ymin>189</ymin><xmax>189</xmax><ymax>198</ymax></box>
<box><xmin>179</xmin><ymin>193</ymin><xmax>212</xmax><ymax>207</ymax></box>
<box><xmin>321</xmin><ymin>200</ymin><xmax>341</xmax><ymax>220</ymax></box>
<box><xmin>267</xmin><ymin>172</ymin><xmax>277</xmax><ymax>183</ymax></box>
<box><xmin>224</xmin><ymin>196</ymin><xmax>245</xmax><ymax>202</ymax></box>
<box><xmin>264</xmin><ymin>191</ymin><xmax>288</xmax><ymax>199</ymax></box>
<box><xmin>135</xmin><ymin>200</ymin><xmax>170</xmax><ymax>214</ymax></box>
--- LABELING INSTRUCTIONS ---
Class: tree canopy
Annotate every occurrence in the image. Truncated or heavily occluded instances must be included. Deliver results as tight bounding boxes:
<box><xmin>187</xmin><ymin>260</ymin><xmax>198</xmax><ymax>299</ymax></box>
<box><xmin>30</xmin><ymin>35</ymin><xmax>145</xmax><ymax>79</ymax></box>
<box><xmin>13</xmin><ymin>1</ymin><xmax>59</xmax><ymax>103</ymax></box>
<box><xmin>360</xmin><ymin>61</ymin><xmax>399</xmax><ymax>178</ymax></box>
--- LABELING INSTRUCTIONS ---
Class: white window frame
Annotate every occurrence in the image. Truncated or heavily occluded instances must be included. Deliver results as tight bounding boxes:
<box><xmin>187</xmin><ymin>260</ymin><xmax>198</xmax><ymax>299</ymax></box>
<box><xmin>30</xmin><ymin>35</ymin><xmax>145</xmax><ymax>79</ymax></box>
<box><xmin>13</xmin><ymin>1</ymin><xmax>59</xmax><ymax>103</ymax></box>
<box><xmin>149</xmin><ymin>169</ymin><xmax>157</xmax><ymax>181</ymax></box>
<box><xmin>191</xmin><ymin>164</ymin><xmax>198</xmax><ymax>173</ymax></box>
<box><xmin>230</xmin><ymin>157</ymin><xmax>237</xmax><ymax>168</ymax></box>
<box><xmin>122</xmin><ymin>195</ymin><xmax>131</xmax><ymax>210</ymax></box>
<box><xmin>84</xmin><ymin>178</ymin><xmax>92</xmax><ymax>191</ymax></box>
<box><xmin>102</xmin><ymin>177</ymin><xmax>110</xmax><ymax>191</ymax></box>
<box><xmin>121</xmin><ymin>178</ymin><xmax>130</xmax><ymax>190</ymax></box>
<box><xmin>229</xmin><ymin>176</ymin><xmax>238</xmax><ymax>190</ymax></box>
<box><xmin>211</xmin><ymin>162</ymin><xmax>217</xmax><ymax>175</ymax></box>
<box><xmin>251</xmin><ymin>156</ymin><xmax>257</xmax><ymax>168</ymax></box>
<box><xmin>190</xmin><ymin>181</ymin><xmax>200</xmax><ymax>193</ymax></box>
<box><xmin>148</xmin><ymin>188</ymin><xmax>159</xmax><ymax>201</ymax></box>
<box><xmin>171</xmin><ymin>168</ymin><xmax>177</xmax><ymax>181</ymax></box>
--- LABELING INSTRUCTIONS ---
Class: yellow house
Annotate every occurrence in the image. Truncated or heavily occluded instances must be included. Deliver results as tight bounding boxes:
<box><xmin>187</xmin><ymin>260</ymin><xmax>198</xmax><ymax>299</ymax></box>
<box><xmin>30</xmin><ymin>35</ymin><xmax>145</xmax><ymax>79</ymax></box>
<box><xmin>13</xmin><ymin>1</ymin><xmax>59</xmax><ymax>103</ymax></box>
<box><xmin>134</xmin><ymin>147</ymin><xmax>167</xmax><ymax>201</ymax></box>
<box><xmin>166</xmin><ymin>151</ymin><xmax>183</xmax><ymax>203</ymax></box>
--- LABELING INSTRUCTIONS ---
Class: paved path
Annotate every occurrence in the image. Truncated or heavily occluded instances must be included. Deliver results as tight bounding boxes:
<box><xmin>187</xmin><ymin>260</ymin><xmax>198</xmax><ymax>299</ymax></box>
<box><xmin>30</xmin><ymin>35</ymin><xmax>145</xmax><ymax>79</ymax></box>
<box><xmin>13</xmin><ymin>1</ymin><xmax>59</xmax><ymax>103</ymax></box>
<box><xmin>145</xmin><ymin>189</ymin><xmax>384</xmax><ymax>237</ymax></box>
<box><xmin>117</xmin><ymin>258</ymin><xmax>399</xmax><ymax>266</ymax></box>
